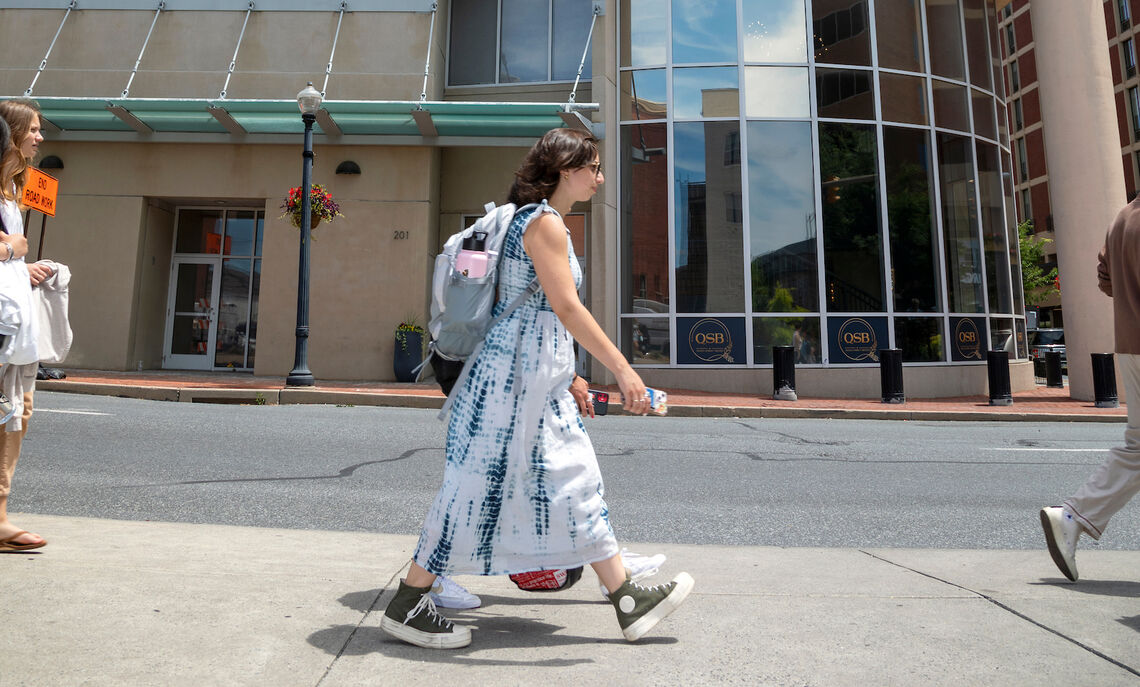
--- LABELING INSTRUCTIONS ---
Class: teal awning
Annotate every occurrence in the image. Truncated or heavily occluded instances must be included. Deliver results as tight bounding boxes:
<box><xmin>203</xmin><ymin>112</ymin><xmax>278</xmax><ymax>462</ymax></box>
<box><xmin>27</xmin><ymin>97</ymin><xmax>598</xmax><ymax>144</ymax></box>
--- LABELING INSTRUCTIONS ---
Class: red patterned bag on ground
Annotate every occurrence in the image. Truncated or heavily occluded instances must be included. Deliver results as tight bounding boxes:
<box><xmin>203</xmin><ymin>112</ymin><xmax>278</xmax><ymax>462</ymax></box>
<box><xmin>508</xmin><ymin>567</ymin><xmax>583</xmax><ymax>592</ymax></box>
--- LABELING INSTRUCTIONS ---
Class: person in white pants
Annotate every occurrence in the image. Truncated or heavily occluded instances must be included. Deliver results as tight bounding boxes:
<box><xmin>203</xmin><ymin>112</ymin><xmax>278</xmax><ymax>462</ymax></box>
<box><xmin>1041</xmin><ymin>197</ymin><xmax>1140</xmax><ymax>581</ymax></box>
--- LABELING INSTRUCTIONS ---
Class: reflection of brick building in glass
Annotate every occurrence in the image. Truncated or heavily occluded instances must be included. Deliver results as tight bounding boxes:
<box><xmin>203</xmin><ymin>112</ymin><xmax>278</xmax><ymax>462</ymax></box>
<box><xmin>624</xmin><ymin>96</ymin><xmax>669</xmax><ymax>312</ymax></box>
<box><xmin>996</xmin><ymin>0</ymin><xmax>1140</xmax><ymax>327</ymax></box>
<box><xmin>676</xmin><ymin>119</ymin><xmax>744</xmax><ymax>313</ymax></box>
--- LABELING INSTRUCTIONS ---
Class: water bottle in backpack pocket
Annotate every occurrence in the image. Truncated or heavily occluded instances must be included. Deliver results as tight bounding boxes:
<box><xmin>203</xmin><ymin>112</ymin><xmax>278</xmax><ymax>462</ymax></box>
<box><xmin>455</xmin><ymin>231</ymin><xmax>489</xmax><ymax>278</ymax></box>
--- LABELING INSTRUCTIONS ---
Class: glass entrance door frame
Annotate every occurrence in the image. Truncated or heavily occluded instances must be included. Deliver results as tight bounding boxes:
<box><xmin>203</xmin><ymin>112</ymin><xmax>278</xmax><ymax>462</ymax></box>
<box><xmin>163</xmin><ymin>256</ymin><xmax>221</xmax><ymax>370</ymax></box>
<box><xmin>162</xmin><ymin>205</ymin><xmax>264</xmax><ymax>371</ymax></box>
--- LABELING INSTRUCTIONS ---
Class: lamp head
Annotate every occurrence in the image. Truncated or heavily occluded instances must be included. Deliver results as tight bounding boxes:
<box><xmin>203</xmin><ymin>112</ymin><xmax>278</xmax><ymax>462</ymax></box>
<box><xmin>297</xmin><ymin>82</ymin><xmax>323</xmax><ymax>116</ymax></box>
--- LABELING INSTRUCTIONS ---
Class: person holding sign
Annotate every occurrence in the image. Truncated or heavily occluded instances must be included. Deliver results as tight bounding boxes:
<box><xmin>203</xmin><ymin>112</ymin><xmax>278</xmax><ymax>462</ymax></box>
<box><xmin>0</xmin><ymin>99</ymin><xmax>53</xmax><ymax>552</ymax></box>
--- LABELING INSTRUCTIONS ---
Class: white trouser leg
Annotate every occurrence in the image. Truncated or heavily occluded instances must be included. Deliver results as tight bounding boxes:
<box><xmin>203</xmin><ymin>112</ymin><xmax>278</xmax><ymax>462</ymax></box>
<box><xmin>1065</xmin><ymin>353</ymin><xmax>1140</xmax><ymax>538</ymax></box>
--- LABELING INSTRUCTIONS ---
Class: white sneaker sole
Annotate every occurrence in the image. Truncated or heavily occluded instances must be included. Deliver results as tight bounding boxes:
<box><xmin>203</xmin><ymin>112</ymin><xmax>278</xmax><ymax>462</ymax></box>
<box><xmin>380</xmin><ymin>615</ymin><xmax>472</xmax><ymax>649</ymax></box>
<box><xmin>430</xmin><ymin>593</ymin><xmax>482</xmax><ymax>610</ymax></box>
<box><xmin>1039</xmin><ymin>508</ymin><xmax>1078</xmax><ymax>582</ymax></box>
<box><xmin>622</xmin><ymin>572</ymin><xmax>694</xmax><ymax>642</ymax></box>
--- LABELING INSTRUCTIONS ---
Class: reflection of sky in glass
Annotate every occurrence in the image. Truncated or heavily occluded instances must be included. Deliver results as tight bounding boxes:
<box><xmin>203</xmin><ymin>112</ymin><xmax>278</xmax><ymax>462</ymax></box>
<box><xmin>743</xmin><ymin>0</ymin><xmax>807</xmax><ymax>63</ymax></box>
<box><xmin>745</xmin><ymin>67</ymin><xmax>810</xmax><ymax>118</ymax></box>
<box><xmin>672</xmin><ymin>0</ymin><xmax>738</xmax><ymax>64</ymax></box>
<box><xmin>626</xmin><ymin>0</ymin><xmax>666</xmax><ymax>66</ymax></box>
<box><xmin>553</xmin><ymin>0</ymin><xmax>592</xmax><ymax>80</ymax></box>
<box><xmin>622</xmin><ymin>69</ymin><xmax>667</xmax><ymax>120</ymax></box>
<box><xmin>672</xmin><ymin>123</ymin><xmax>709</xmax><ymax>267</ymax></box>
<box><xmin>747</xmin><ymin>121</ymin><xmax>815</xmax><ymax>259</ymax></box>
<box><xmin>673</xmin><ymin>67</ymin><xmax>739</xmax><ymax>119</ymax></box>
<box><xmin>226</xmin><ymin>212</ymin><xmax>257</xmax><ymax>256</ymax></box>
<box><xmin>500</xmin><ymin>0</ymin><xmax>548</xmax><ymax>83</ymax></box>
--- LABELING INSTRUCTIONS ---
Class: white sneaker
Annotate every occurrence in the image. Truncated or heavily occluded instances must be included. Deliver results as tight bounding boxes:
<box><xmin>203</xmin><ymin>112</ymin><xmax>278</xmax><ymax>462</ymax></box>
<box><xmin>599</xmin><ymin>548</ymin><xmax>668</xmax><ymax>597</ymax></box>
<box><xmin>430</xmin><ymin>576</ymin><xmax>482</xmax><ymax>609</ymax></box>
<box><xmin>1040</xmin><ymin>506</ymin><xmax>1082</xmax><ymax>582</ymax></box>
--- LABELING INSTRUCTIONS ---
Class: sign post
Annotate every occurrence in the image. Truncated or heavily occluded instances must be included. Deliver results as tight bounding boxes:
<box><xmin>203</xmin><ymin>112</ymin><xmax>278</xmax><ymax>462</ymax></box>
<box><xmin>21</xmin><ymin>167</ymin><xmax>58</xmax><ymax>260</ymax></box>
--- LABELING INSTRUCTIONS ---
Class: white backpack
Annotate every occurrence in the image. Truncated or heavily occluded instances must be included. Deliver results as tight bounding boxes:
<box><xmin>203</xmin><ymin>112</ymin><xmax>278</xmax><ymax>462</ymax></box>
<box><xmin>421</xmin><ymin>202</ymin><xmax>541</xmax><ymax>413</ymax></box>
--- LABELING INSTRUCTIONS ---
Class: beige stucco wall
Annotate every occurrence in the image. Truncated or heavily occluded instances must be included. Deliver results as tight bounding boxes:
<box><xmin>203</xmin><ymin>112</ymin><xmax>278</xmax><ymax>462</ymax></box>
<box><xmin>131</xmin><ymin>203</ymin><xmax>174</xmax><ymax>370</ymax></box>
<box><xmin>38</xmin><ymin>139</ymin><xmax>435</xmax><ymax>379</ymax></box>
<box><xmin>34</xmin><ymin>194</ymin><xmax>146</xmax><ymax>370</ymax></box>
<box><xmin>0</xmin><ymin>9</ymin><xmax>429</xmax><ymax>101</ymax></box>
<box><xmin>438</xmin><ymin>147</ymin><xmax>527</xmax><ymax>246</ymax></box>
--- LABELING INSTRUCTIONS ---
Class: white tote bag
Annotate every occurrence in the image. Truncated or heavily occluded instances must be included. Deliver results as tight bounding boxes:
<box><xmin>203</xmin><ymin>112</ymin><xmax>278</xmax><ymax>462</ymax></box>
<box><xmin>0</xmin><ymin>196</ymin><xmax>37</xmax><ymax>365</ymax></box>
<box><xmin>0</xmin><ymin>259</ymin><xmax>36</xmax><ymax>365</ymax></box>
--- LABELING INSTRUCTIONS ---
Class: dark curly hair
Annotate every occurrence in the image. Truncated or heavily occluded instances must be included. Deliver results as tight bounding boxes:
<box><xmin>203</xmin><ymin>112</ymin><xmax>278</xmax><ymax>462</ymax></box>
<box><xmin>507</xmin><ymin>128</ymin><xmax>599</xmax><ymax>206</ymax></box>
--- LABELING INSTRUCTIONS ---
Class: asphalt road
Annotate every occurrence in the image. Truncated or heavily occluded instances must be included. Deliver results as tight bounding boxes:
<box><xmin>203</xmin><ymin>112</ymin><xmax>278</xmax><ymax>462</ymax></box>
<box><xmin>12</xmin><ymin>391</ymin><xmax>1140</xmax><ymax>551</ymax></box>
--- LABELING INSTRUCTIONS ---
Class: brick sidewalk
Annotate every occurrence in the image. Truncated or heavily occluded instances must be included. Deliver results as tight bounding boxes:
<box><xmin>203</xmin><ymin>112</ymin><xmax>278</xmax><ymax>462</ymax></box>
<box><xmin>35</xmin><ymin>368</ymin><xmax>1127</xmax><ymax>420</ymax></box>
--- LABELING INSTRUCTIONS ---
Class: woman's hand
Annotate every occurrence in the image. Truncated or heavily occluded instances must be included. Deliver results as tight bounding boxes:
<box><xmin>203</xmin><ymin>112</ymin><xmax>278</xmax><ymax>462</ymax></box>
<box><xmin>616</xmin><ymin>368</ymin><xmax>650</xmax><ymax>415</ymax></box>
<box><xmin>2</xmin><ymin>234</ymin><xmax>28</xmax><ymax>260</ymax></box>
<box><xmin>27</xmin><ymin>261</ymin><xmax>54</xmax><ymax>286</ymax></box>
<box><xmin>569</xmin><ymin>375</ymin><xmax>594</xmax><ymax>418</ymax></box>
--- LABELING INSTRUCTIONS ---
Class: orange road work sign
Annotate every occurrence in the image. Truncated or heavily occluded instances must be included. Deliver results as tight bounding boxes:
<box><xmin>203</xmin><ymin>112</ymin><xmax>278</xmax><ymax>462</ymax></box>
<box><xmin>23</xmin><ymin>167</ymin><xmax>59</xmax><ymax>216</ymax></box>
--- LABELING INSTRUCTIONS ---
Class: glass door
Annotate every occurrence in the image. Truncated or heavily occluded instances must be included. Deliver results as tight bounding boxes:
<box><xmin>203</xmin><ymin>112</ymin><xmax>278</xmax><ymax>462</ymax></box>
<box><xmin>163</xmin><ymin>208</ymin><xmax>264</xmax><ymax>371</ymax></box>
<box><xmin>163</xmin><ymin>258</ymin><xmax>220</xmax><ymax>370</ymax></box>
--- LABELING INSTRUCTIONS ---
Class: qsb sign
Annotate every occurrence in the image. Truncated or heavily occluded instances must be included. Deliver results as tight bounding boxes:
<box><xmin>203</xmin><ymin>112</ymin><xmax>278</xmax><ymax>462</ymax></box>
<box><xmin>827</xmin><ymin>316</ymin><xmax>888</xmax><ymax>364</ymax></box>
<box><xmin>23</xmin><ymin>167</ymin><xmax>58</xmax><ymax>216</ymax></box>
<box><xmin>677</xmin><ymin>317</ymin><xmax>744</xmax><ymax>365</ymax></box>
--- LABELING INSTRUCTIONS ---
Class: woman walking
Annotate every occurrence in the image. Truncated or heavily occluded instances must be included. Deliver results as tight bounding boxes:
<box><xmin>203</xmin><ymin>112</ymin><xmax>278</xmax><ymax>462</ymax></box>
<box><xmin>382</xmin><ymin>129</ymin><xmax>692</xmax><ymax>649</ymax></box>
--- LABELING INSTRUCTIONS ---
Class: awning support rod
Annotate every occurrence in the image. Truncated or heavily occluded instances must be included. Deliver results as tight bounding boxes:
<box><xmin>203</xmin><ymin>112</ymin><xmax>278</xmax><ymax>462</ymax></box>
<box><xmin>418</xmin><ymin>2</ymin><xmax>438</xmax><ymax>106</ymax></box>
<box><xmin>566</xmin><ymin>3</ymin><xmax>600</xmax><ymax>105</ymax></box>
<box><xmin>24</xmin><ymin>0</ymin><xmax>76</xmax><ymax>97</ymax></box>
<box><xmin>121</xmin><ymin>1</ymin><xmax>166</xmax><ymax>99</ymax></box>
<box><xmin>320</xmin><ymin>1</ymin><xmax>348</xmax><ymax>98</ymax></box>
<box><xmin>219</xmin><ymin>1</ymin><xmax>255</xmax><ymax>99</ymax></box>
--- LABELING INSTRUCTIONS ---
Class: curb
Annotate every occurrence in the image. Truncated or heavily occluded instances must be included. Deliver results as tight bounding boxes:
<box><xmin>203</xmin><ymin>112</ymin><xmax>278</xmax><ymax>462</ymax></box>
<box><xmin>35</xmin><ymin>379</ymin><xmax>1126</xmax><ymax>422</ymax></box>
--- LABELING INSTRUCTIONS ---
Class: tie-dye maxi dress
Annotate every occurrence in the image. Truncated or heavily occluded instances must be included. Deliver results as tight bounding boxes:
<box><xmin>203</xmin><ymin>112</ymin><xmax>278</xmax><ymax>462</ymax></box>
<box><xmin>413</xmin><ymin>202</ymin><xmax>619</xmax><ymax>576</ymax></box>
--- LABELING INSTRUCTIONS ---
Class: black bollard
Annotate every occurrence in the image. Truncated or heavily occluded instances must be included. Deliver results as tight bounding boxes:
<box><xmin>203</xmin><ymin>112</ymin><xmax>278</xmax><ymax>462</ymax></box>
<box><xmin>1044</xmin><ymin>351</ymin><xmax>1064</xmax><ymax>388</ymax></box>
<box><xmin>987</xmin><ymin>350</ymin><xmax>1013</xmax><ymax>406</ymax></box>
<box><xmin>772</xmin><ymin>345</ymin><xmax>797</xmax><ymax>401</ymax></box>
<box><xmin>1091</xmin><ymin>352</ymin><xmax>1119</xmax><ymax>408</ymax></box>
<box><xmin>879</xmin><ymin>348</ymin><xmax>904</xmax><ymax>404</ymax></box>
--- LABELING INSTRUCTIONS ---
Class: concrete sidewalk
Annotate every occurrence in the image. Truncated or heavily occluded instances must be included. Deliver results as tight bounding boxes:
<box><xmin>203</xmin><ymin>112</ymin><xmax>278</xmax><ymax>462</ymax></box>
<box><xmin>1</xmin><ymin>513</ymin><xmax>1137</xmax><ymax>685</ymax></box>
<box><xmin>36</xmin><ymin>369</ymin><xmax>1129</xmax><ymax>422</ymax></box>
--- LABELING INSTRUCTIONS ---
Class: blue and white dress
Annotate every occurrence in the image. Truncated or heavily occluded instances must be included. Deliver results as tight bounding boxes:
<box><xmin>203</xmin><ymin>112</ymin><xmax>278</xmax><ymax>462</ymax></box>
<box><xmin>414</xmin><ymin>202</ymin><xmax>619</xmax><ymax>575</ymax></box>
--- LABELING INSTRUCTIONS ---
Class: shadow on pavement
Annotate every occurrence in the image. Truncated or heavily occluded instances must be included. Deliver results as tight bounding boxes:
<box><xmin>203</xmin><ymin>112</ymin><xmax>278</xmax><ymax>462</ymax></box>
<box><xmin>1031</xmin><ymin>579</ymin><xmax>1140</xmax><ymax>598</ymax></box>
<box><xmin>308</xmin><ymin>611</ymin><xmax>677</xmax><ymax>664</ymax></box>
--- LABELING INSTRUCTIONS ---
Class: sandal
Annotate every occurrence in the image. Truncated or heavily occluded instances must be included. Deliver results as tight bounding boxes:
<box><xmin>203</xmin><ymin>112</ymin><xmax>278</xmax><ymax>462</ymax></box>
<box><xmin>0</xmin><ymin>530</ymin><xmax>47</xmax><ymax>552</ymax></box>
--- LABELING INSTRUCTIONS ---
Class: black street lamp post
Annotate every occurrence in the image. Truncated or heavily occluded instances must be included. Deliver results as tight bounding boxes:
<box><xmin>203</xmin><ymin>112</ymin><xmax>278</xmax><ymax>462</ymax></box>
<box><xmin>286</xmin><ymin>82</ymin><xmax>323</xmax><ymax>387</ymax></box>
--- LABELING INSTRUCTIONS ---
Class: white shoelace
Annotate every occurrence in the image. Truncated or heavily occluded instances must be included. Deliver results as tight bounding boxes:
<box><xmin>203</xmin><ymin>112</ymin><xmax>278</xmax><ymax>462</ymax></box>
<box><xmin>405</xmin><ymin>593</ymin><xmax>451</xmax><ymax>628</ymax></box>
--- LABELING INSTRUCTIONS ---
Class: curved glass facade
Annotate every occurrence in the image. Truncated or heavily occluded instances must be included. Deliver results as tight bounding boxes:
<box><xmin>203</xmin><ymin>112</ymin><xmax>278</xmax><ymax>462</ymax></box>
<box><xmin>618</xmin><ymin>0</ymin><xmax>1026</xmax><ymax>368</ymax></box>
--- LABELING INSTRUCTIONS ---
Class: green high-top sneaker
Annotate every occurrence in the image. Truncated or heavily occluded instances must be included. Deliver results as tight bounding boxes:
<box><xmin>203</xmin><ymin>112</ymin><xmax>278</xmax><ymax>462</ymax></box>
<box><xmin>380</xmin><ymin>579</ymin><xmax>472</xmax><ymax>649</ymax></box>
<box><xmin>606</xmin><ymin>571</ymin><xmax>694</xmax><ymax>641</ymax></box>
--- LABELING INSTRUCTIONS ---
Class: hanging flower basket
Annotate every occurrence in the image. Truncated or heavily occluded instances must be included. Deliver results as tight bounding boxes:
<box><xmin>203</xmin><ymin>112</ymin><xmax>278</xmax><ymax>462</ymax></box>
<box><xmin>280</xmin><ymin>183</ymin><xmax>343</xmax><ymax>236</ymax></box>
